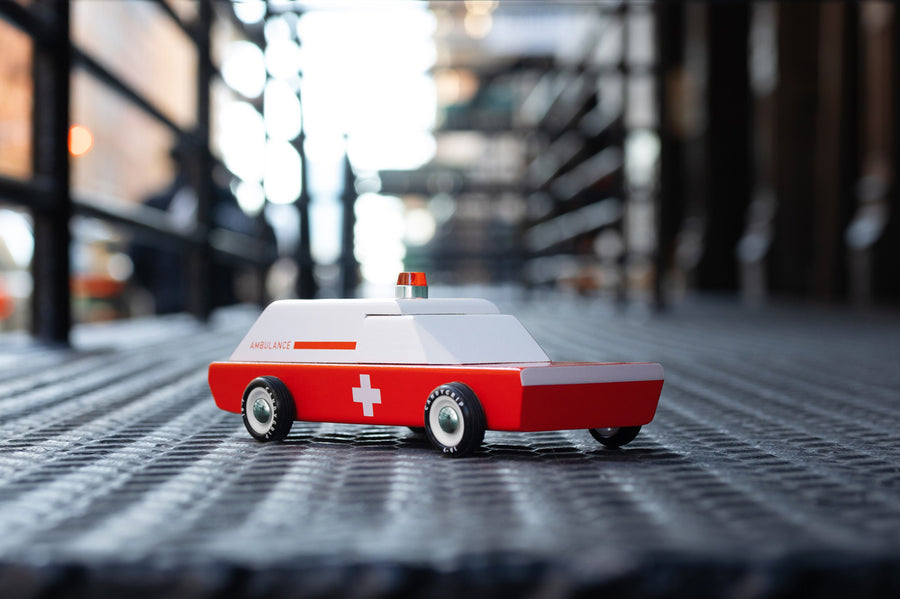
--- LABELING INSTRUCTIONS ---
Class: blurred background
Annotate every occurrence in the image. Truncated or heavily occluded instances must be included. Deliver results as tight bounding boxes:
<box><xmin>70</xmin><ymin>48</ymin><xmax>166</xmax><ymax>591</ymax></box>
<box><xmin>1</xmin><ymin>1</ymin><xmax>898</xmax><ymax>342</ymax></box>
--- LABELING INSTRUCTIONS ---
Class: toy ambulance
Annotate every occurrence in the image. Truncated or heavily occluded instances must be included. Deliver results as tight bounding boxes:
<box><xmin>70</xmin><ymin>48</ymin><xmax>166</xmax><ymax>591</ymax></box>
<box><xmin>208</xmin><ymin>273</ymin><xmax>664</xmax><ymax>457</ymax></box>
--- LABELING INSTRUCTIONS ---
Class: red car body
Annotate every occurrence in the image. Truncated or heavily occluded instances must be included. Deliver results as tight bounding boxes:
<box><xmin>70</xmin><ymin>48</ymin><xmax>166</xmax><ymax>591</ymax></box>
<box><xmin>209</xmin><ymin>360</ymin><xmax>663</xmax><ymax>432</ymax></box>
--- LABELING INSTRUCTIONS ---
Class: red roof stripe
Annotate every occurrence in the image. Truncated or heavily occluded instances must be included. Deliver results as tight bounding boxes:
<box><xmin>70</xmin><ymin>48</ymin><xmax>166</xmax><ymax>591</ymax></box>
<box><xmin>293</xmin><ymin>341</ymin><xmax>357</xmax><ymax>350</ymax></box>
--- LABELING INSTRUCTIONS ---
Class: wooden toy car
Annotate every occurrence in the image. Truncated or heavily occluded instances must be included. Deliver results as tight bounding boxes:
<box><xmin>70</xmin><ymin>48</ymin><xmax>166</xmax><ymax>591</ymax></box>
<box><xmin>208</xmin><ymin>273</ymin><xmax>664</xmax><ymax>457</ymax></box>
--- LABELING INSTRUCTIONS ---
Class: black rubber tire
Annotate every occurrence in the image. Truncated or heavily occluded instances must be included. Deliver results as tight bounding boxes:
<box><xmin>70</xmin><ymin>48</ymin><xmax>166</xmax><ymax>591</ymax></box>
<box><xmin>424</xmin><ymin>382</ymin><xmax>486</xmax><ymax>457</ymax></box>
<box><xmin>241</xmin><ymin>376</ymin><xmax>295</xmax><ymax>442</ymax></box>
<box><xmin>589</xmin><ymin>425</ymin><xmax>641</xmax><ymax>448</ymax></box>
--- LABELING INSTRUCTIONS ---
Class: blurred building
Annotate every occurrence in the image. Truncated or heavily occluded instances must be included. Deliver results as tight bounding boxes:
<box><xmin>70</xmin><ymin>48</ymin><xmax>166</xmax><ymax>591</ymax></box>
<box><xmin>0</xmin><ymin>1</ymin><xmax>898</xmax><ymax>340</ymax></box>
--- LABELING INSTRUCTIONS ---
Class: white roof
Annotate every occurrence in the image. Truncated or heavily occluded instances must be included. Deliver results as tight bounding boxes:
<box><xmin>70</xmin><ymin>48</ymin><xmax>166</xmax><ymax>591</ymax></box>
<box><xmin>229</xmin><ymin>298</ymin><xmax>550</xmax><ymax>365</ymax></box>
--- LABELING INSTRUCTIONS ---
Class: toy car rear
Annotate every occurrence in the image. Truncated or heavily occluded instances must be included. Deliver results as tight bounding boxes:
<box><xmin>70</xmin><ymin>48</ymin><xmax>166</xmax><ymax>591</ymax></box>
<box><xmin>517</xmin><ymin>365</ymin><xmax>663</xmax><ymax>431</ymax></box>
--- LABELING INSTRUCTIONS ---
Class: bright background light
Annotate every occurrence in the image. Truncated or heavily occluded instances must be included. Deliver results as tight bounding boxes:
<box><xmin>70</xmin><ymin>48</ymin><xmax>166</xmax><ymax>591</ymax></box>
<box><xmin>404</xmin><ymin>207</ymin><xmax>437</xmax><ymax>246</ymax></box>
<box><xmin>221</xmin><ymin>41</ymin><xmax>266</xmax><ymax>99</ymax></box>
<box><xmin>347</xmin><ymin>132</ymin><xmax>437</xmax><ymax>173</ymax></box>
<box><xmin>355</xmin><ymin>193</ymin><xmax>407</xmax><ymax>284</ymax></box>
<box><xmin>263</xmin><ymin>140</ymin><xmax>302</xmax><ymax>204</ymax></box>
<box><xmin>68</xmin><ymin>124</ymin><xmax>94</xmax><ymax>157</ymax></box>
<box><xmin>217</xmin><ymin>5</ymin><xmax>440</xmax><ymax>286</ymax></box>
<box><xmin>219</xmin><ymin>101</ymin><xmax>266</xmax><ymax>183</ymax></box>
<box><xmin>0</xmin><ymin>209</ymin><xmax>33</xmax><ymax>268</ymax></box>
<box><xmin>265</xmin><ymin>39</ymin><xmax>302</xmax><ymax>80</ymax></box>
<box><xmin>234</xmin><ymin>180</ymin><xmax>266</xmax><ymax>216</ymax></box>
<box><xmin>310</xmin><ymin>199</ymin><xmax>342</xmax><ymax>264</ymax></box>
<box><xmin>264</xmin><ymin>79</ymin><xmax>302</xmax><ymax>141</ymax></box>
<box><xmin>233</xmin><ymin>1</ymin><xmax>266</xmax><ymax>25</ymax></box>
<box><xmin>296</xmin><ymin>6</ymin><xmax>438</xmax><ymax>284</ymax></box>
<box><xmin>298</xmin><ymin>8</ymin><xmax>438</xmax><ymax>171</ymax></box>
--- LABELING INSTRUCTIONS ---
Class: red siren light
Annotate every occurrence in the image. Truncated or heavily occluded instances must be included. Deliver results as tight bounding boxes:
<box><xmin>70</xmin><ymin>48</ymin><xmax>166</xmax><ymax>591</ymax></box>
<box><xmin>396</xmin><ymin>272</ymin><xmax>428</xmax><ymax>298</ymax></box>
<box><xmin>397</xmin><ymin>272</ymin><xmax>427</xmax><ymax>286</ymax></box>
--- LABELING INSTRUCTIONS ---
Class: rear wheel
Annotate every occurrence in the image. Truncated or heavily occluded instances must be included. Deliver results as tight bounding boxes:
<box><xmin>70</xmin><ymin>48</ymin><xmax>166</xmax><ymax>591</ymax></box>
<box><xmin>589</xmin><ymin>425</ymin><xmax>641</xmax><ymax>448</ymax></box>
<box><xmin>241</xmin><ymin>377</ymin><xmax>295</xmax><ymax>442</ymax></box>
<box><xmin>424</xmin><ymin>382</ymin><xmax>485</xmax><ymax>457</ymax></box>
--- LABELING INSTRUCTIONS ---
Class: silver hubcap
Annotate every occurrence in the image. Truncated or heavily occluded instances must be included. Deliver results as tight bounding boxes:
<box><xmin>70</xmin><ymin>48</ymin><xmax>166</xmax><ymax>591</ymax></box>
<box><xmin>245</xmin><ymin>386</ymin><xmax>275</xmax><ymax>435</ymax></box>
<box><xmin>253</xmin><ymin>398</ymin><xmax>271</xmax><ymax>423</ymax></box>
<box><xmin>428</xmin><ymin>395</ymin><xmax>464</xmax><ymax>447</ymax></box>
<box><xmin>438</xmin><ymin>406</ymin><xmax>459</xmax><ymax>433</ymax></box>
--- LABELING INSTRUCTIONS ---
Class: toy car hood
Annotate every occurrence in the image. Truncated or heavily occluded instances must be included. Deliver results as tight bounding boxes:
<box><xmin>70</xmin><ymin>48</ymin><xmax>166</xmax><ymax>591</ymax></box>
<box><xmin>228</xmin><ymin>298</ymin><xmax>552</xmax><ymax>365</ymax></box>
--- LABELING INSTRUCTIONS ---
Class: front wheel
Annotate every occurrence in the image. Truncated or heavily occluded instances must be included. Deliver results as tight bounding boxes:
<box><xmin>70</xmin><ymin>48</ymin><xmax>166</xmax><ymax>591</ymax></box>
<box><xmin>589</xmin><ymin>425</ymin><xmax>641</xmax><ymax>448</ymax></box>
<box><xmin>424</xmin><ymin>382</ymin><xmax>485</xmax><ymax>457</ymax></box>
<box><xmin>241</xmin><ymin>377</ymin><xmax>295</xmax><ymax>442</ymax></box>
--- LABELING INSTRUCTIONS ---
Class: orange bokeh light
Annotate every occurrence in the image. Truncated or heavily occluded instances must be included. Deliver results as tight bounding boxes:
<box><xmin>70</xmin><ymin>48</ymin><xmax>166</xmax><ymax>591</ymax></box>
<box><xmin>68</xmin><ymin>124</ymin><xmax>93</xmax><ymax>156</ymax></box>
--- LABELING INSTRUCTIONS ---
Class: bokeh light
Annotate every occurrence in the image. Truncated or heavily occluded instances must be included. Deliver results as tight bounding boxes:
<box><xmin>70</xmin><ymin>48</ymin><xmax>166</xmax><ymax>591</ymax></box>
<box><xmin>264</xmin><ymin>15</ymin><xmax>294</xmax><ymax>43</ymax></box>
<box><xmin>404</xmin><ymin>207</ymin><xmax>437</xmax><ymax>246</ymax></box>
<box><xmin>625</xmin><ymin>129</ymin><xmax>660</xmax><ymax>188</ymax></box>
<box><xmin>219</xmin><ymin>101</ymin><xmax>266</xmax><ymax>183</ymax></box>
<box><xmin>263</xmin><ymin>139</ymin><xmax>302</xmax><ymax>204</ymax></box>
<box><xmin>298</xmin><ymin>8</ymin><xmax>437</xmax><ymax>171</ymax></box>
<box><xmin>0</xmin><ymin>209</ymin><xmax>33</xmax><ymax>268</ymax></box>
<box><xmin>68</xmin><ymin>124</ymin><xmax>93</xmax><ymax>157</ymax></box>
<box><xmin>233</xmin><ymin>1</ymin><xmax>266</xmax><ymax>25</ymax></box>
<box><xmin>264</xmin><ymin>79</ymin><xmax>303</xmax><ymax>141</ymax></box>
<box><xmin>310</xmin><ymin>199</ymin><xmax>341</xmax><ymax>264</ymax></box>
<box><xmin>464</xmin><ymin>0</ymin><xmax>499</xmax><ymax>15</ymax></box>
<box><xmin>235</xmin><ymin>180</ymin><xmax>266</xmax><ymax>216</ymax></box>
<box><xmin>347</xmin><ymin>132</ymin><xmax>437</xmax><ymax>172</ymax></box>
<box><xmin>354</xmin><ymin>193</ymin><xmax>407</xmax><ymax>283</ymax></box>
<box><xmin>464</xmin><ymin>13</ymin><xmax>493</xmax><ymax>39</ymax></box>
<box><xmin>265</xmin><ymin>39</ymin><xmax>301</xmax><ymax>80</ymax></box>
<box><xmin>221</xmin><ymin>40</ymin><xmax>266</xmax><ymax>99</ymax></box>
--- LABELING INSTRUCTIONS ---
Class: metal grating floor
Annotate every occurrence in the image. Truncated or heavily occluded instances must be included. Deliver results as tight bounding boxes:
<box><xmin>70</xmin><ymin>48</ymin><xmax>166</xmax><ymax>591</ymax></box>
<box><xmin>0</xmin><ymin>297</ymin><xmax>898</xmax><ymax>597</ymax></box>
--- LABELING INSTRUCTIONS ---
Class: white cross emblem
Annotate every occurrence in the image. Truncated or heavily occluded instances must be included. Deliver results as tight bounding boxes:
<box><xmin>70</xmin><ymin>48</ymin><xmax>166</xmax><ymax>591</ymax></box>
<box><xmin>352</xmin><ymin>374</ymin><xmax>381</xmax><ymax>417</ymax></box>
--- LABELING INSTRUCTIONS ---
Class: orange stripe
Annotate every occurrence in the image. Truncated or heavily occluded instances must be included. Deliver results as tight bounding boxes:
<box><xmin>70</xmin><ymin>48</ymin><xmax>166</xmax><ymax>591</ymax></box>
<box><xmin>293</xmin><ymin>341</ymin><xmax>357</xmax><ymax>350</ymax></box>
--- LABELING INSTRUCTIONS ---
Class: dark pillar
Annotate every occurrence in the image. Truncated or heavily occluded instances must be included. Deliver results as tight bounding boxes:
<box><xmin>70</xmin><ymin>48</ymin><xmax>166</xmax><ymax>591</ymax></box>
<box><xmin>187</xmin><ymin>0</ymin><xmax>213</xmax><ymax>319</ymax></box>
<box><xmin>770</xmin><ymin>5</ymin><xmax>821</xmax><ymax>296</ymax></box>
<box><xmin>294</xmin><ymin>128</ymin><xmax>317</xmax><ymax>299</ymax></box>
<box><xmin>813</xmin><ymin>4</ymin><xmax>858</xmax><ymax>300</ymax></box>
<box><xmin>30</xmin><ymin>0</ymin><xmax>71</xmax><ymax>344</ymax></box>
<box><xmin>654</xmin><ymin>2</ymin><xmax>686</xmax><ymax>309</ymax></box>
<box><xmin>873</xmin><ymin>6</ymin><xmax>899</xmax><ymax>302</ymax></box>
<box><xmin>696</xmin><ymin>4</ymin><xmax>751</xmax><ymax>291</ymax></box>
<box><xmin>339</xmin><ymin>152</ymin><xmax>358</xmax><ymax>298</ymax></box>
